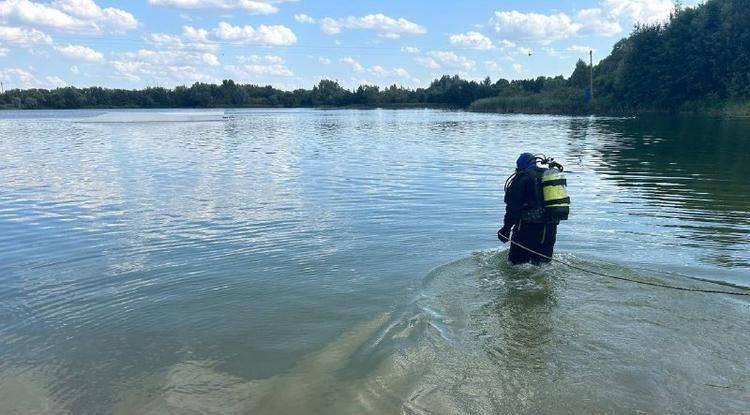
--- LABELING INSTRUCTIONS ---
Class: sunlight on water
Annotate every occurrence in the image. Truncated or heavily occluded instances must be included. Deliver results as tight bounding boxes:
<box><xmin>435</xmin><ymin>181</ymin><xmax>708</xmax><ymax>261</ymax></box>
<box><xmin>0</xmin><ymin>109</ymin><xmax>748</xmax><ymax>413</ymax></box>
<box><xmin>74</xmin><ymin>111</ymin><xmax>227</xmax><ymax>123</ymax></box>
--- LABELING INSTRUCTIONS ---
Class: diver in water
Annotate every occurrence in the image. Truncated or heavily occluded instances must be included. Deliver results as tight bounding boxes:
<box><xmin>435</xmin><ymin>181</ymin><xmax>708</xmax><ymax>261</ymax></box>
<box><xmin>498</xmin><ymin>152</ymin><xmax>570</xmax><ymax>265</ymax></box>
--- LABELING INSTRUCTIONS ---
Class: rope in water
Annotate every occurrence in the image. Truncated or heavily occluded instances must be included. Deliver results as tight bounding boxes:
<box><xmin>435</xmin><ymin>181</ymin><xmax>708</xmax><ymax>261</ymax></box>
<box><xmin>507</xmin><ymin>239</ymin><xmax>750</xmax><ymax>296</ymax></box>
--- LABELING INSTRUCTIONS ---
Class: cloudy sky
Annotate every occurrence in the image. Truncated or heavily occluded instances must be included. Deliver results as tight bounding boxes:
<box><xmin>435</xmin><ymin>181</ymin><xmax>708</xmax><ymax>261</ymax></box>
<box><xmin>0</xmin><ymin>0</ymin><xmax>696</xmax><ymax>91</ymax></box>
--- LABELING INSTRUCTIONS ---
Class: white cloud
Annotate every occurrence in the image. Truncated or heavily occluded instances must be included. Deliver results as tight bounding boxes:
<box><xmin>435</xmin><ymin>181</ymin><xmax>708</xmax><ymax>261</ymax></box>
<box><xmin>366</xmin><ymin>65</ymin><xmax>420</xmax><ymax>86</ymax></box>
<box><xmin>226</xmin><ymin>63</ymin><xmax>293</xmax><ymax>78</ymax></box>
<box><xmin>576</xmin><ymin>8</ymin><xmax>621</xmax><ymax>36</ymax></box>
<box><xmin>155</xmin><ymin>23</ymin><xmax>296</xmax><ymax>51</ymax></box>
<box><xmin>318</xmin><ymin>13</ymin><xmax>425</xmax><ymax>38</ymax></box>
<box><xmin>339</xmin><ymin>56</ymin><xmax>363</xmax><ymax>72</ymax></box>
<box><xmin>0</xmin><ymin>67</ymin><xmax>65</xmax><ymax>88</ymax></box>
<box><xmin>111</xmin><ymin>45</ymin><xmax>222</xmax><ymax>84</ymax></box>
<box><xmin>486</xmin><ymin>0</ymin><xmax>675</xmax><ymax>44</ymax></box>
<box><xmin>0</xmin><ymin>67</ymin><xmax>35</xmax><ymax>86</ymax></box>
<box><xmin>484</xmin><ymin>61</ymin><xmax>502</xmax><ymax>72</ymax></box>
<box><xmin>491</xmin><ymin>10</ymin><xmax>581</xmax><ymax>42</ymax></box>
<box><xmin>294</xmin><ymin>13</ymin><xmax>315</xmax><ymax>24</ymax></box>
<box><xmin>120</xmin><ymin>48</ymin><xmax>219</xmax><ymax>68</ymax></box>
<box><xmin>568</xmin><ymin>45</ymin><xmax>595</xmax><ymax>54</ymax></box>
<box><xmin>238</xmin><ymin>54</ymin><xmax>283</xmax><ymax>64</ymax></box>
<box><xmin>147</xmin><ymin>31</ymin><xmax>220</xmax><ymax>67</ymax></box>
<box><xmin>401</xmin><ymin>45</ymin><xmax>419</xmax><ymax>54</ymax></box>
<box><xmin>54</xmin><ymin>43</ymin><xmax>103</xmax><ymax>62</ymax></box>
<box><xmin>148</xmin><ymin>33</ymin><xmax>183</xmax><ymax>48</ymax></box>
<box><xmin>415</xmin><ymin>51</ymin><xmax>475</xmax><ymax>73</ymax></box>
<box><xmin>44</xmin><ymin>75</ymin><xmax>66</xmax><ymax>87</ymax></box>
<box><xmin>202</xmin><ymin>53</ymin><xmax>219</xmax><ymax>66</ymax></box>
<box><xmin>516</xmin><ymin>46</ymin><xmax>532</xmax><ymax>56</ymax></box>
<box><xmin>148</xmin><ymin>0</ymin><xmax>278</xmax><ymax>15</ymax></box>
<box><xmin>489</xmin><ymin>4</ymin><xmax>627</xmax><ymax>42</ymax></box>
<box><xmin>182</xmin><ymin>25</ymin><xmax>212</xmax><ymax>45</ymax></box>
<box><xmin>604</xmin><ymin>0</ymin><xmax>675</xmax><ymax>24</ymax></box>
<box><xmin>414</xmin><ymin>55</ymin><xmax>440</xmax><ymax>69</ymax></box>
<box><xmin>0</xmin><ymin>45</ymin><xmax>7</xmax><ymax>55</ymax></box>
<box><xmin>111</xmin><ymin>61</ymin><xmax>146</xmax><ymax>81</ymax></box>
<box><xmin>0</xmin><ymin>0</ymin><xmax>138</xmax><ymax>33</ymax></box>
<box><xmin>317</xmin><ymin>56</ymin><xmax>330</xmax><ymax>64</ymax></box>
<box><xmin>449</xmin><ymin>31</ymin><xmax>494</xmax><ymax>50</ymax></box>
<box><xmin>497</xmin><ymin>39</ymin><xmax>516</xmax><ymax>49</ymax></box>
<box><xmin>0</xmin><ymin>0</ymin><xmax>84</xmax><ymax>31</ymax></box>
<box><xmin>425</xmin><ymin>50</ymin><xmax>475</xmax><ymax>72</ymax></box>
<box><xmin>0</xmin><ymin>25</ymin><xmax>51</xmax><ymax>44</ymax></box>
<box><xmin>211</xmin><ymin>22</ymin><xmax>297</xmax><ymax>45</ymax></box>
<box><xmin>225</xmin><ymin>55</ymin><xmax>294</xmax><ymax>80</ymax></box>
<box><xmin>149</xmin><ymin>30</ymin><xmax>218</xmax><ymax>57</ymax></box>
<box><xmin>229</xmin><ymin>65</ymin><xmax>292</xmax><ymax>77</ymax></box>
<box><xmin>70</xmin><ymin>64</ymin><xmax>79</xmax><ymax>74</ymax></box>
<box><xmin>52</xmin><ymin>0</ymin><xmax>138</xmax><ymax>30</ymax></box>
<box><xmin>393</xmin><ymin>67</ymin><xmax>410</xmax><ymax>79</ymax></box>
<box><xmin>513</xmin><ymin>63</ymin><xmax>523</xmax><ymax>74</ymax></box>
<box><xmin>111</xmin><ymin>59</ymin><xmax>218</xmax><ymax>85</ymax></box>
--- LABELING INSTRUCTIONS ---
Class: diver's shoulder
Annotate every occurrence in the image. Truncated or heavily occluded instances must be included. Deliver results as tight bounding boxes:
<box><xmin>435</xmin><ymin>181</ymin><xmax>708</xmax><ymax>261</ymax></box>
<box><xmin>517</xmin><ymin>167</ymin><xmax>546</xmax><ymax>176</ymax></box>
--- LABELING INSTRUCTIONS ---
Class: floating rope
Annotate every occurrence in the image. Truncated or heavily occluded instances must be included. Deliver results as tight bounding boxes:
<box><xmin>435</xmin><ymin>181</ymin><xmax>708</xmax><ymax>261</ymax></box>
<box><xmin>507</xmin><ymin>239</ymin><xmax>750</xmax><ymax>296</ymax></box>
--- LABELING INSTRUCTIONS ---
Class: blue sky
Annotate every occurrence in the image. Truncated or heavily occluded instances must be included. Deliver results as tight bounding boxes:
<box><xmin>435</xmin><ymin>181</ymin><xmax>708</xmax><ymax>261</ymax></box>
<box><xmin>0</xmin><ymin>0</ymin><xmax>695</xmax><ymax>90</ymax></box>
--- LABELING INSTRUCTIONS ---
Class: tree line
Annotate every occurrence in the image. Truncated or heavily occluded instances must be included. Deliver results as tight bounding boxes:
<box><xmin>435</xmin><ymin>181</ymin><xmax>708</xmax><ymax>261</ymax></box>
<box><xmin>0</xmin><ymin>75</ymin><xmax>578</xmax><ymax>111</ymax></box>
<box><xmin>1</xmin><ymin>0</ymin><xmax>748</xmax><ymax>115</ymax></box>
<box><xmin>591</xmin><ymin>0</ymin><xmax>750</xmax><ymax>113</ymax></box>
<box><xmin>473</xmin><ymin>0</ymin><xmax>750</xmax><ymax>115</ymax></box>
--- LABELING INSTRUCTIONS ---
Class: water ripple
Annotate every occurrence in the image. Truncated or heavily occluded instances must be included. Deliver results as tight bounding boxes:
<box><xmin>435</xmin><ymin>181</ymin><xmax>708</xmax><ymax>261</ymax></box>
<box><xmin>0</xmin><ymin>110</ymin><xmax>748</xmax><ymax>413</ymax></box>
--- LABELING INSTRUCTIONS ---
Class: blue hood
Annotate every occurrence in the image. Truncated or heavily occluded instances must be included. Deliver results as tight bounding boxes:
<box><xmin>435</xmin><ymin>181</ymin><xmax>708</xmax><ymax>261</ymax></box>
<box><xmin>516</xmin><ymin>153</ymin><xmax>537</xmax><ymax>170</ymax></box>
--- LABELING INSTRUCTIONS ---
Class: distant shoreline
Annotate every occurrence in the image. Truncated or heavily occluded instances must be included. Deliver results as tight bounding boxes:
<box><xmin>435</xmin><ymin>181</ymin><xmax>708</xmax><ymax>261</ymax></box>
<box><xmin>3</xmin><ymin>105</ymin><xmax>749</xmax><ymax>119</ymax></box>
<box><xmin>0</xmin><ymin>103</ymin><xmax>459</xmax><ymax>111</ymax></box>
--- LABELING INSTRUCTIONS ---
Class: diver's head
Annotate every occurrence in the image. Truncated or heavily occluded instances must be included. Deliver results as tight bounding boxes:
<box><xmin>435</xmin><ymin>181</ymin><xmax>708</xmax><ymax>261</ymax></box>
<box><xmin>516</xmin><ymin>152</ymin><xmax>537</xmax><ymax>170</ymax></box>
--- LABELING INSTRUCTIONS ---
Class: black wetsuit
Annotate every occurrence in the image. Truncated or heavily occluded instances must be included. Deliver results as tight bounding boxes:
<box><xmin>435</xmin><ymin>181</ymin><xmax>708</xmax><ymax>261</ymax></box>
<box><xmin>503</xmin><ymin>167</ymin><xmax>558</xmax><ymax>265</ymax></box>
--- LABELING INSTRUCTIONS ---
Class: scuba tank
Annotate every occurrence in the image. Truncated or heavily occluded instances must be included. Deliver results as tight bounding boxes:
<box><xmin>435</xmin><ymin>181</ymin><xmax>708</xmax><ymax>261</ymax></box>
<box><xmin>539</xmin><ymin>157</ymin><xmax>570</xmax><ymax>221</ymax></box>
<box><xmin>504</xmin><ymin>155</ymin><xmax>571</xmax><ymax>222</ymax></box>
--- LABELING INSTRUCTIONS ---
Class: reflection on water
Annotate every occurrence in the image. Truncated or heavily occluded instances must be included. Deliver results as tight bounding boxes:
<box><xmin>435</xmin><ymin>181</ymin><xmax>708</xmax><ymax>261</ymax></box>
<box><xmin>484</xmin><ymin>273</ymin><xmax>555</xmax><ymax>373</ymax></box>
<box><xmin>594</xmin><ymin>116</ymin><xmax>750</xmax><ymax>266</ymax></box>
<box><xmin>357</xmin><ymin>253</ymin><xmax>749</xmax><ymax>414</ymax></box>
<box><xmin>552</xmin><ymin>115</ymin><xmax>750</xmax><ymax>273</ymax></box>
<box><xmin>0</xmin><ymin>109</ymin><xmax>748</xmax><ymax>413</ymax></box>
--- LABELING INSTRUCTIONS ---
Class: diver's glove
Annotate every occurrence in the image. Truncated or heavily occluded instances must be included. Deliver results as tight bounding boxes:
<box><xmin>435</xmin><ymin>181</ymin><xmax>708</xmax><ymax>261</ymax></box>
<box><xmin>497</xmin><ymin>226</ymin><xmax>511</xmax><ymax>243</ymax></box>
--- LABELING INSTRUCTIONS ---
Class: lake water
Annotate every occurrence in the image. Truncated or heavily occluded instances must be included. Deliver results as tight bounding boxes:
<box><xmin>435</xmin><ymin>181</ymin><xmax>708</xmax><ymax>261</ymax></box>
<box><xmin>0</xmin><ymin>109</ymin><xmax>748</xmax><ymax>414</ymax></box>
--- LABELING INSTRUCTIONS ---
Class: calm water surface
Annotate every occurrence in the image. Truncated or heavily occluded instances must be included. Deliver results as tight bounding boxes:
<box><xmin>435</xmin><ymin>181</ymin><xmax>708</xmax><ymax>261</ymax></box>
<box><xmin>0</xmin><ymin>109</ymin><xmax>748</xmax><ymax>413</ymax></box>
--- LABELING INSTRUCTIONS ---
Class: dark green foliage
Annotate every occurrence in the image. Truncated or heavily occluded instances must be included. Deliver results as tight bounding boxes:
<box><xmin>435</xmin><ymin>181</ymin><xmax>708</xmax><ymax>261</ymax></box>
<box><xmin>469</xmin><ymin>87</ymin><xmax>587</xmax><ymax>114</ymax></box>
<box><xmin>568</xmin><ymin>60</ymin><xmax>590</xmax><ymax>90</ymax></box>
<box><xmin>593</xmin><ymin>0</ymin><xmax>750</xmax><ymax>113</ymax></box>
<box><xmin>1</xmin><ymin>0</ymin><xmax>748</xmax><ymax>114</ymax></box>
<box><xmin>0</xmin><ymin>75</ymin><xmax>505</xmax><ymax>110</ymax></box>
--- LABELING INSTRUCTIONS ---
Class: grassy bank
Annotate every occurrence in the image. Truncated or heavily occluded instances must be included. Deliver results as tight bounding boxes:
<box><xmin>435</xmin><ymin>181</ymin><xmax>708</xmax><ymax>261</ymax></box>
<box><xmin>708</xmin><ymin>102</ymin><xmax>750</xmax><ymax>118</ymax></box>
<box><xmin>468</xmin><ymin>89</ymin><xmax>587</xmax><ymax>115</ymax></box>
<box><xmin>469</xmin><ymin>95</ymin><xmax>750</xmax><ymax>118</ymax></box>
